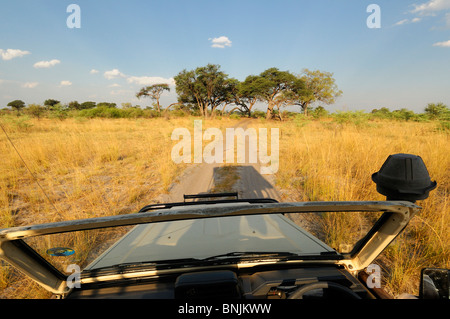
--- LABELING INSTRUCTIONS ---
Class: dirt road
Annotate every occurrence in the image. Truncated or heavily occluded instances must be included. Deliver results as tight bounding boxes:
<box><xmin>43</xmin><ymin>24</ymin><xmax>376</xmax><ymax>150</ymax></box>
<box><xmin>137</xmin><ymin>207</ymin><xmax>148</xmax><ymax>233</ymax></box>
<box><xmin>159</xmin><ymin>119</ymin><xmax>281</xmax><ymax>202</ymax></box>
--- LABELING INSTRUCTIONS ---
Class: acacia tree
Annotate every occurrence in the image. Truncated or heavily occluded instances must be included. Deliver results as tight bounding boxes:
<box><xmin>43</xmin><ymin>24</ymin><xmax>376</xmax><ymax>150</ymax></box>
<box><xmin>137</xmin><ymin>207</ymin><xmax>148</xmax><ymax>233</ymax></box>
<box><xmin>68</xmin><ymin>101</ymin><xmax>81</xmax><ymax>110</ymax></box>
<box><xmin>174</xmin><ymin>64</ymin><xmax>232</xmax><ymax>118</ymax></box>
<box><xmin>292</xmin><ymin>69</ymin><xmax>342</xmax><ymax>116</ymax></box>
<box><xmin>136</xmin><ymin>84</ymin><xmax>170</xmax><ymax>113</ymax></box>
<box><xmin>255</xmin><ymin>68</ymin><xmax>300</xmax><ymax>120</ymax></box>
<box><xmin>226</xmin><ymin>75</ymin><xmax>265</xmax><ymax>117</ymax></box>
<box><xmin>80</xmin><ymin>101</ymin><xmax>96</xmax><ymax>110</ymax></box>
<box><xmin>7</xmin><ymin>100</ymin><xmax>26</xmax><ymax>114</ymax></box>
<box><xmin>44</xmin><ymin>99</ymin><xmax>60</xmax><ymax>109</ymax></box>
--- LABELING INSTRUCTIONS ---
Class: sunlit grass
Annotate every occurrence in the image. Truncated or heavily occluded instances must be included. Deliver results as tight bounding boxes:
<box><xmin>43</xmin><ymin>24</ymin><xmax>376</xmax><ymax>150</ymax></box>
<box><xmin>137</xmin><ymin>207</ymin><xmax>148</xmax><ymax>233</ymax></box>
<box><xmin>269</xmin><ymin>117</ymin><xmax>449</xmax><ymax>297</ymax></box>
<box><xmin>0</xmin><ymin>116</ymin><xmax>207</xmax><ymax>297</ymax></box>
<box><xmin>0</xmin><ymin>115</ymin><xmax>448</xmax><ymax>298</ymax></box>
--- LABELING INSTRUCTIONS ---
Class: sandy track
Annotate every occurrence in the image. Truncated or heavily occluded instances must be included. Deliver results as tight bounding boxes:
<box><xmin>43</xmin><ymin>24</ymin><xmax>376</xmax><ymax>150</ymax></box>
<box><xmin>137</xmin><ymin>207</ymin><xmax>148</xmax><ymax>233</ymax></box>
<box><xmin>159</xmin><ymin>119</ymin><xmax>281</xmax><ymax>203</ymax></box>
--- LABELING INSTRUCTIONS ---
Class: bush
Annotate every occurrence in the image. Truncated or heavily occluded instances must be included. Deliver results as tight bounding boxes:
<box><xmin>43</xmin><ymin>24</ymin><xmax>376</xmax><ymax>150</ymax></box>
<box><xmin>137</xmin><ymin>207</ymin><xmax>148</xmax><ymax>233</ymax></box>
<box><xmin>370</xmin><ymin>107</ymin><xmax>393</xmax><ymax>120</ymax></box>
<box><xmin>310</xmin><ymin>106</ymin><xmax>329</xmax><ymax>119</ymax></box>
<box><xmin>251</xmin><ymin>110</ymin><xmax>266</xmax><ymax>119</ymax></box>
<box><xmin>332</xmin><ymin>111</ymin><xmax>370</xmax><ymax>124</ymax></box>
<box><xmin>79</xmin><ymin>106</ymin><xmax>120</xmax><ymax>118</ymax></box>
<box><xmin>47</xmin><ymin>103</ymin><xmax>68</xmax><ymax>120</ymax></box>
<box><xmin>391</xmin><ymin>108</ymin><xmax>416</xmax><ymax>121</ymax></box>
<box><xmin>169</xmin><ymin>109</ymin><xmax>188</xmax><ymax>117</ymax></box>
<box><xmin>26</xmin><ymin>104</ymin><xmax>45</xmax><ymax>119</ymax></box>
<box><xmin>121</xmin><ymin>108</ymin><xmax>144</xmax><ymax>118</ymax></box>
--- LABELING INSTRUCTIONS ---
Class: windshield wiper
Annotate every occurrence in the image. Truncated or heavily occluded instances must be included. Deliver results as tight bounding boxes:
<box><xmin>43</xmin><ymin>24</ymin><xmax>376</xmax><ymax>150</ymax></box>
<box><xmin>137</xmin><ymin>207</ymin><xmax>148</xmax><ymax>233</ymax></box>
<box><xmin>201</xmin><ymin>251</ymin><xmax>299</xmax><ymax>261</ymax></box>
<box><xmin>84</xmin><ymin>251</ymin><xmax>341</xmax><ymax>278</ymax></box>
<box><xmin>83</xmin><ymin>253</ymin><xmax>297</xmax><ymax>277</ymax></box>
<box><xmin>201</xmin><ymin>251</ymin><xmax>342</xmax><ymax>262</ymax></box>
<box><xmin>83</xmin><ymin>258</ymin><xmax>199</xmax><ymax>277</ymax></box>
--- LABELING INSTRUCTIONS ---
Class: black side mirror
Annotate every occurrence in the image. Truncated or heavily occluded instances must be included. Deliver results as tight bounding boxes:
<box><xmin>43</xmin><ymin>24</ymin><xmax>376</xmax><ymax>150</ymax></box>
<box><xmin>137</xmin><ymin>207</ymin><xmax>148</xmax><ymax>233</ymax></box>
<box><xmin>419</xmin><ymin>268</ymin><xmax>450</xmax><ymax>299</ymax></box>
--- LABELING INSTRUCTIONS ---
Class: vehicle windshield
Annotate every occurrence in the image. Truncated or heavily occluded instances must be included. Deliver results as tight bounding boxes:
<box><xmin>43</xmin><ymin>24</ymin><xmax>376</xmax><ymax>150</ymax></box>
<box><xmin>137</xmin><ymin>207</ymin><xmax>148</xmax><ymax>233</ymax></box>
<box><xmin>21</xmin><ymin>210</ymin><xmax>383</xmax><ymax>276</ymax></box>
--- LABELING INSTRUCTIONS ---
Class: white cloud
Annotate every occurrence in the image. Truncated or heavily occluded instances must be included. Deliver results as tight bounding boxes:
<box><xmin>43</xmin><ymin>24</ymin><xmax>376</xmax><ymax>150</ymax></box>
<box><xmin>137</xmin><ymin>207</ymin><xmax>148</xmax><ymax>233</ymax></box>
<box><xmin>22</xmin><ymin>82</ymin><xmax>39</xmax><ymax>88</ymax></box>
<box><xmin>411</xmin><ymin>0</ymin><xmax>450</xmax><ymax>14</ymax></box>
<box><xmin>59</xmin><ymin>80</ymin><xmax>72</xmax><ymax>86</ymax></box>
<box><xmin>34</xmin><ymin>59</ymin><xmax>61</xmax><ymax>68</ymax></box>
<box><xmin>0</xmin><ymin>49</ymin><xmax>31</xmax><ymax>61</ymax></box>
<box><xmin>104</xmin><ymin>68</ymin><xmax>126</xmax><ymax>80</ymax></box>
<box><xmin>433</xmin><ymin>39</ymin><xmax>450</xmax><ymax>46</ymax></box>
<box><xmin>394</xmin><ymin>17</ymin><xmax>422</xmax><ymax>26</ymax></box>
<box><xmin>126</xmin><ymin>76</ymin><xmax>175</xmax><ymax>86</ymax></box>
<box><xmin>103</xmin><ymin>69</ymin><xmax>175</xmax><ymax>87</ymax></box>
<box><xmin>395</xmin><ymin>19</ymin><xmax>409</xmax><ymax>25</ymax></box>
<box><xmin>90</xmin><ymin>69</ymin><xmax>99</xmax><ymax>74</ymax></box>
<box><xmin>209</xmin><ymin>36</ymin><xmax>232</xmax><ymax>48</ymax></box>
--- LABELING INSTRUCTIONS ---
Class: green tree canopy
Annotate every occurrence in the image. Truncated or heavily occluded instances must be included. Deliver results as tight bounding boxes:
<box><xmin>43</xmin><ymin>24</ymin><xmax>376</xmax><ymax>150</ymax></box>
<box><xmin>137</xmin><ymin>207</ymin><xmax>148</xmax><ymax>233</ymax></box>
<box><xmin>291</xmin><ymin>69</ymin><xmax>342</xmax><ymax>116</ymax></box>
<box><xmin>425</xmin><ymin>102</ymin><xmax>449</xmax><ymax>119</ymax></box>
<box><xmin>68</xmin><ymin>101</ymin><xmax>81</xmax><ymax>110</ymax></box>
<box><xmin>7</xmin><ymin>100</ymin><xmax>26</xmax><ymax>113</ymax></box>
<box><xmin>97</xmin><ymin>102</ymin><xmax>117</xmax><ymax>108</ymax></box>
<box><xmin>255</xmin><ymin>68</ymin><xmax>300</xmax><ymax>120</ymax></box>
<box><xmin>80</xmin><ymin>101</ymin><xmax>96</xmax><ymax>110</ymax></box>
<box><xmin>44</xmin><ymin>99</ymin><xmax>60</xmax><ymax>109</ymax></box>
<box><xmin>226</xmin><ymin>75</ymin><xmax>268</xmax><ymax>117</ymax></box>
<box><xmin>174</xmin><ymin>64</ymin><xmax>233</xmax><ymax>118</ymax></box>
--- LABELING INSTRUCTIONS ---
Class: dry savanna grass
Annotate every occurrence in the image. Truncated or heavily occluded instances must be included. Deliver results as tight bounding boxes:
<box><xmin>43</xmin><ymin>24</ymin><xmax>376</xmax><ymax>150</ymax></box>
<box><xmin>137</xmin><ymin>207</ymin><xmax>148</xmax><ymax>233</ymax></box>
<box><xmin>262</xmin><ymin>118</ymin><xmax>449</xmax><ymax>297</ymax></box>
<box><xmin>0</xmin><ymin>115</ymin><xmax>448</xmax><ymax>299</ymax></box>
<box><xmin>0</xmin><ymin>116</ymin><xmax>242</xmax><ymax>298</ymax></box>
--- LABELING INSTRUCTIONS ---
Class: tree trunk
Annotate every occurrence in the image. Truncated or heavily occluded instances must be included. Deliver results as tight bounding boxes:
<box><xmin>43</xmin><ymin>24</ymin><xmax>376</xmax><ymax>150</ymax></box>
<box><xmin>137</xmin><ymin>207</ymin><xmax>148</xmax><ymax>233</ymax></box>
<box><xmin>247</xmin><ymin>102</ymin><xmax>256</xmax><ymax>118</ymax></box>
<box><xmin>277</xmin><ymin>105</ymin><xmax>283</xmax><ymax>121</ymax></box>
<box><xmin>303</xmin><ymin>102</ymin><xmax>309</xmax><ymax>116</ymax></box>
<box><xmin>266</xmin><ymin>103</ymin><xmax>274</xmax><ymax>120</ymax></box>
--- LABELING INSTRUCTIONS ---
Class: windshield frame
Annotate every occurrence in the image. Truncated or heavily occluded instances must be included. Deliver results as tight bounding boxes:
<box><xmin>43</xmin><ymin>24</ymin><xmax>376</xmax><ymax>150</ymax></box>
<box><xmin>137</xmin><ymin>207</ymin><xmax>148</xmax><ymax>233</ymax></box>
<box><xmin>0</xmin><ymin>200</ymin><xmax>420</xmax><ymax>294</ymax></box>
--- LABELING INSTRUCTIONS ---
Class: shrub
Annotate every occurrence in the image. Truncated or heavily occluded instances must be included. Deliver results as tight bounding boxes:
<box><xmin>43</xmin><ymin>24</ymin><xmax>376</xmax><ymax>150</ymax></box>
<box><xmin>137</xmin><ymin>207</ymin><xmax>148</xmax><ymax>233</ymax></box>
<box><xmin>310</xmin><ymin>106</ymin><xmax>329</xmax><ymax>119</ymax></box>
<box><xmin>26</xmin><ymin>104</ymin><xmax>45</xmax><ymax>119</ymax></box>
<box><xmin>391</xmin><ymin>108</ymin><xmax>416</xmax><ymax>121</ymax></box>
<box><xmin>251</xmin><ymin>110</ymin><xmax>266</xmax><ymax>118</ymax></box>
<box><xmin>332</xmin><ymin>111</ymin><xmax>369</xmax><ymax>124</ymax></box>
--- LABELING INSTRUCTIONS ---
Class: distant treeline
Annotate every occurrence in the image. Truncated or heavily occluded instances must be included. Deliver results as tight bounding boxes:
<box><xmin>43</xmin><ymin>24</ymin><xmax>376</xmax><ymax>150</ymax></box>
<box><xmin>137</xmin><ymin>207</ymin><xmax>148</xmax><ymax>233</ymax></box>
<box><xmin>1</xmin><ymin>101</ymin><xmax>449</xmax><ymax>124</ymax></box>
<box><xmin>2</xmin><ymin>63</ymin><xmax>449</xmax><ymax>124</ymax></box>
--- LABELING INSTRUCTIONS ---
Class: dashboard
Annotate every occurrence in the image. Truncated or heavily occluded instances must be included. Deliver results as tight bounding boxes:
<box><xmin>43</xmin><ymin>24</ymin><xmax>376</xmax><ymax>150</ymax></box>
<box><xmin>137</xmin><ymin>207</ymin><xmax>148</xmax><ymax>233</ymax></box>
<box><xmin>66</xmin><ymin>265</ymin><xmax>374</xmax><ymax>299</ymax></box>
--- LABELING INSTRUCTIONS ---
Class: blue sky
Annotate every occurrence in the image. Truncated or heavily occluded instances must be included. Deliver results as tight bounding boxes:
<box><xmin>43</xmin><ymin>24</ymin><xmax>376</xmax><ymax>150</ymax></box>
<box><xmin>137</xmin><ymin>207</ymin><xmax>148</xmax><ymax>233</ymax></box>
<box><xmin>1</xmin><ymin>0</ymin><xmax>450</xmax><ymax>113</ymax></box>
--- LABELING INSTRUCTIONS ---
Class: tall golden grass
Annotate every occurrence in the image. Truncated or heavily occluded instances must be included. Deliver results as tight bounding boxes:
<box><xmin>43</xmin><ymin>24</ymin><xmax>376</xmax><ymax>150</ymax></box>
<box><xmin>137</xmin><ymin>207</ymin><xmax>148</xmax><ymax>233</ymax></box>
<box><xmin>266</xmin><ymin>118</ymin><xmax>449</xmax><ymax>297</ymax></box>
<box><xmin>0</xmin><ymin>115</ymin><xmax>245</xmax><ymax>298</ymax></box>
<box><xmin>0</xmin><ymin>115</ymin><xmax>448</xmax><ymax>298</ymax></box>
